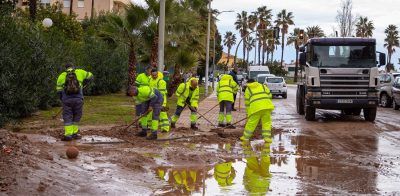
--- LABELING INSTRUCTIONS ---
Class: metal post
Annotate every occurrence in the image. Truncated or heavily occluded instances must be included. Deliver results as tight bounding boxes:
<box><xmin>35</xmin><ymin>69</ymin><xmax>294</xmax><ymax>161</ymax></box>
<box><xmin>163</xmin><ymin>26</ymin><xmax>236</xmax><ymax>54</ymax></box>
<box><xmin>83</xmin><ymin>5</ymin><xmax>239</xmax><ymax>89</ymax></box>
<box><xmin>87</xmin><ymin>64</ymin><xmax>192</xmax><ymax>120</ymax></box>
<box><xmin>158</xmin><ymin>0</ymin><xmax>166</xmax><ymax>71</ymax></box>
<box><xmin>212</xmin><ymin>31</ymin><xmax>216</xmax><ymax>90</ymax></box>
<box><xmin>205</xmin><ymin>0</ymin><xmax>211</xmax><ymax>95</ymax></box>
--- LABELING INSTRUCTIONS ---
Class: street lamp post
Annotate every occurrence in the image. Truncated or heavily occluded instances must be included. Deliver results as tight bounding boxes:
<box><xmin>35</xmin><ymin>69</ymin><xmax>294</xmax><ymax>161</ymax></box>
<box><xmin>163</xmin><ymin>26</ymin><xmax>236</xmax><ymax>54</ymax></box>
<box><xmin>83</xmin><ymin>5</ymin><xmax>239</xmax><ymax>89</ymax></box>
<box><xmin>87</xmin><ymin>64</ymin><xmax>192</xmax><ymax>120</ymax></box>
<box><xmin>158</xmin><ymin>0</ymin><xmax>166</xmax><ymax>72</ymax></box>
<box><xmin>212</xmin><ymin>10</ymin><xmax>234</xmax><ymax>90</ymax></box>
<box><xmin>205</xmin><ymin>0</ymin><xmax>211</xmax><ymax>95</ymax></box>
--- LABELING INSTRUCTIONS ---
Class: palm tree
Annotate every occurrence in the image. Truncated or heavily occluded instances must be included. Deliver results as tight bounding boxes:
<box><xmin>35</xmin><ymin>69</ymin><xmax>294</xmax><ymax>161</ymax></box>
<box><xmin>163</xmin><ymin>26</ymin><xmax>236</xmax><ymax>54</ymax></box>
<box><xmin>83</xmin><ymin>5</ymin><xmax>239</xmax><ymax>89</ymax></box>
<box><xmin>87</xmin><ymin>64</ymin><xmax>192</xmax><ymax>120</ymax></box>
<box><xmin>235</xmin><ymin>11</ymin><xmax>248</xmax><ymax>66</ymax></box>
<box><xmin>355</xmin><ymin>16</ymin><xmax>374</xmax><ymax>38</ymax></box>
<box><xmin>246</xmin><ymin>36</ymin><xmax>256</xmax><ymax>67</ymax></box>
<box><xmin>306</xmin><ymin>25</ymin><xmax>325</xmax><ymax>38</ymax></box>
<box><xmin>254</xmin><ymin>6</ymin><xmax>272</xmax><ymax>65</ymax></box>
<box><xmin>223</xmin><ymin>31</ymin><xmax>236</xmax><ymax>70</ymax></box>
<box><xmin>275</xmin><ymin>9</ymin><xmax>294</xmax><ymax>67</ymax></box>
<box><xmin>384</xmin><ymin>25</ymin><xmax>400</xmax><ymax>72</ymax></box>
<box><xmin>287</xmin><ymin>28</ymin><xmax>301</xmax><ymax>82</ymax></box>
<box><xmin>100</xmin><ymin>4</ymin><xmax>149</xmax><ymax>89</ymax></box>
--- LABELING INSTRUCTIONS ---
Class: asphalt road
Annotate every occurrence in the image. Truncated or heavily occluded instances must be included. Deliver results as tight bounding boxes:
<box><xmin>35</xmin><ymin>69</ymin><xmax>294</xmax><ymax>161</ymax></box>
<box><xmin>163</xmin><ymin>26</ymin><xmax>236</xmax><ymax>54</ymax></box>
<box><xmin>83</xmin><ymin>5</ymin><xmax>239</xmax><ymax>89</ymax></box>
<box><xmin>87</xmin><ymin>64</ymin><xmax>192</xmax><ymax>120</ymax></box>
<box><xmin>268</xmin><ymin>85</ymin><xmax>400</xmax><ymax>194</ymax></box>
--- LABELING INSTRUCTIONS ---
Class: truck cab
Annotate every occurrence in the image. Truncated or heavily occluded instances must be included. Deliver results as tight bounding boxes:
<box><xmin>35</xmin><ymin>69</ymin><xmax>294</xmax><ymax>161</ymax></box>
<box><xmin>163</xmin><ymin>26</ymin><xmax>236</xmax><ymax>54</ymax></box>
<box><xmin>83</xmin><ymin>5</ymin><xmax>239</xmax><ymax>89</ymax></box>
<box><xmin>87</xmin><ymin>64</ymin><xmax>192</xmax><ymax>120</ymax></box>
<box><xmin>296</xmin><ymin>38</ymin><xmax>386</xmax><ymax>121</ymax></box>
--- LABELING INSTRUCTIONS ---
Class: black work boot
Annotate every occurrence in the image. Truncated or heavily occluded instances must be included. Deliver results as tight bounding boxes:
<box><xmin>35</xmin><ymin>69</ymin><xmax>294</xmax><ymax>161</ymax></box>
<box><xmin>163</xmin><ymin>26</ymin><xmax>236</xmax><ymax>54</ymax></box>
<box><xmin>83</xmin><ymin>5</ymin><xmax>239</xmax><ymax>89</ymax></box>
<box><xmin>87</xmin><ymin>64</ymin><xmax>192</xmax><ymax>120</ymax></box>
<box><xmin>146</xmin><ymin>132</ymin><xmax>157</xmax><ymax>140</ymax></box>
<box><xmin>171</xmin><ymin>122</ymin><xmax>176</xmax><ymax>128</ymax></box>
<box><xmin>72</xmin><ymin>132</ymin><xmax>82</xmax><ymax>140</ymax></box>
<box><xmin>190</xmin><ymin>124</ymin><xmax>199</xmax><ymax>130</ymax></box>
<box><xmin>61</xmin><ymin>135</ymin><xmax>73</xmax><ymax>141</ymax></box>
<box><xmin>136</xmin><ymin>129</ymin><xmax>147</xmax><ymax>137</ymax></box>
<box><xmin>218</xmin><ymin>123</ymin><xmax>226</xmax><ymax>128</ymax></box>
<box><xmin>226</xmin><ymin>123</ymin><xmax>236</xmax><ymax>129</ymax></box>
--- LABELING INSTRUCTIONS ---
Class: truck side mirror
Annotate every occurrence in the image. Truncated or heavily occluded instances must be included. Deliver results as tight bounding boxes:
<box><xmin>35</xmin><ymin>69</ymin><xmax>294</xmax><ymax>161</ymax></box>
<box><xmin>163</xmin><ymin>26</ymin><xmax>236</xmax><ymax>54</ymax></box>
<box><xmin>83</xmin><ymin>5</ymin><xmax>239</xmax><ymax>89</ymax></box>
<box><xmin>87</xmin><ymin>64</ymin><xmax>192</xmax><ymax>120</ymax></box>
<box><xmin>299</xmin><ymin>52</ymin><xmax>307</xmax><ymax>65</ymax></box>
<box><xmin>379</xmin><ymin>52</ymin><xmax>386</xmax><ymax>66</ymax></box>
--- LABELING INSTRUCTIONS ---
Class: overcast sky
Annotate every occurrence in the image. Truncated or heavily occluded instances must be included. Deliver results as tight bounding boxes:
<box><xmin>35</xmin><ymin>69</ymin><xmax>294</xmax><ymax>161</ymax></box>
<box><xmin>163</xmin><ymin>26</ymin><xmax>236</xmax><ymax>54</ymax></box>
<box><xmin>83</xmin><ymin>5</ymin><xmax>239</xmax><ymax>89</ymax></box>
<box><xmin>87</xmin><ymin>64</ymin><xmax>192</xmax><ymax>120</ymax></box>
<box><xmin>132</xmin><ymin>0</ymin><xmax>400</xmax><ymax>69</ymax></box>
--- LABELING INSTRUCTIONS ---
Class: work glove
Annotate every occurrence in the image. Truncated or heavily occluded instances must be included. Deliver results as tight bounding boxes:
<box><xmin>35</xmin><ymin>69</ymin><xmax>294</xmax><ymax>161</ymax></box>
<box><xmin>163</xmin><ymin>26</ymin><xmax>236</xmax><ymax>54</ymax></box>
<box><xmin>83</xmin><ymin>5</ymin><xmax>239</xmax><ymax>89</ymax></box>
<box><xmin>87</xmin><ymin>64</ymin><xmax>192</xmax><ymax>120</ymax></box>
<box><xmin>161</xmin><ymin>106</ymin><xmax>169</xmax><ymax>112</ymax></box>
<box><xmin>58</xmin><ymin>91</ymin><xmax>63</xmax><ymax>100</ymax></box>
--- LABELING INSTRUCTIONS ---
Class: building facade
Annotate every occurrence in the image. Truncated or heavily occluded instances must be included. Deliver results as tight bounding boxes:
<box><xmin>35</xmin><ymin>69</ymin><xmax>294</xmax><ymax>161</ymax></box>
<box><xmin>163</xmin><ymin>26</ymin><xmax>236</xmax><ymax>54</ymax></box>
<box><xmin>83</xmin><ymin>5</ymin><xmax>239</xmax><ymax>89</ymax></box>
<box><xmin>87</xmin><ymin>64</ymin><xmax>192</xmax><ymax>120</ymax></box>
<box><xmin>17</xmin><ymin>0</ymin><xmax>129</xmax><ymax>20</ymax></box>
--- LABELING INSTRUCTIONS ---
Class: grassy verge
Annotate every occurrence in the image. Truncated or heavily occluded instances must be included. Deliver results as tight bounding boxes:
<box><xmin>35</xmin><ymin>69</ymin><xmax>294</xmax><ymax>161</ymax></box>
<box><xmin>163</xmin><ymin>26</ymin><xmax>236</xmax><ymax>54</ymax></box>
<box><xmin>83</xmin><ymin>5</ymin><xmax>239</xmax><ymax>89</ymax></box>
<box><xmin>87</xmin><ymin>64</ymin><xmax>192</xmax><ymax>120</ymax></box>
<box><xmin>15</xmin><ymin>86</ymin><xmax>211</xmax><ymax>128</ymax></box>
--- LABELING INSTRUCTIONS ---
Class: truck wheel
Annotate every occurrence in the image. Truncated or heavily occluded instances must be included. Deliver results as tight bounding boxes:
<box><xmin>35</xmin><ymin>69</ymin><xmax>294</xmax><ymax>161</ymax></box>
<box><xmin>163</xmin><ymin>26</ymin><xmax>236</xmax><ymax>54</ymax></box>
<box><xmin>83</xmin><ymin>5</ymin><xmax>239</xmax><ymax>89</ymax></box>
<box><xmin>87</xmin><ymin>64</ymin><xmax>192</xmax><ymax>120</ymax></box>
<box><xmin>305</xmin><ymin>105</ymin><xmax>316</xmax><ymax>121</ymax></box>
<box><xmin>393</xmin><ymin>100</ymin><xmax>400</xmax><ymax>110</ymax></box>
<box><xmin>380</xmin><ymin>93</ymin><xmax>391</xmax><ymax>108</ymax></box>
<box><xmin>352</xmin><ymin>109</ymin><xmax>361</xmax><ymax>116</ymax></box>
<box><xmin>296</xmin><ymin>87</ymin><xmax>304</xmax><ymax>115</ymax></box>
<box><xmin>283</xmin><ymin>93</ymin><xmax>287</xmax><ymax>99</ymax></box>
<box><xmin>363</xmin><ymin>108</ymin><xmax>377</xmax><ymax>122</ymax></box>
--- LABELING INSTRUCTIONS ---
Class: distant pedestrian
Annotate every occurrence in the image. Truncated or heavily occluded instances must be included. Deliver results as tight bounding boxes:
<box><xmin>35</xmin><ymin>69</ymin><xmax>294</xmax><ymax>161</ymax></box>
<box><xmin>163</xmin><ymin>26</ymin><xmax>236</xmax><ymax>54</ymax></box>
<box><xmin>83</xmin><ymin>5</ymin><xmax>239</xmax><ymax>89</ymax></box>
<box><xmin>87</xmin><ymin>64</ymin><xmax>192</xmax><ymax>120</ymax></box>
<box><xmin>241</xmin><ymin>79</ymin><xmax>274</xmax><ymax>143</ymax></box>
<box><xmin>229</xmin><ymin>66</ymin><xmax>239</xmax><ymax>111</ymax></box>
<box><xmin>56</xmin><ymin>63</ymin><xmax>93</xmax><ymax>141</ymax></box>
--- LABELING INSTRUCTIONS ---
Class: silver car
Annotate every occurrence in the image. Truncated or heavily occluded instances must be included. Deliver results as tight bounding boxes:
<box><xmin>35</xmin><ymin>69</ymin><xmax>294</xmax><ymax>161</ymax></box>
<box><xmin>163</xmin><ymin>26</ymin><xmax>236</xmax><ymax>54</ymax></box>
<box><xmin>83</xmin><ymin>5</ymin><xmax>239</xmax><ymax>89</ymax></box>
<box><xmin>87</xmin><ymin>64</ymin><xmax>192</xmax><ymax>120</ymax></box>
<box><xmin>264</xmin><ymin>77</ymin><xmax>287</xmax><ymax>99</ymax></box>
<box><xmin>379</xmin><ymin>73</ymin><xmax>400</xmax><ymax>107</ymax></box>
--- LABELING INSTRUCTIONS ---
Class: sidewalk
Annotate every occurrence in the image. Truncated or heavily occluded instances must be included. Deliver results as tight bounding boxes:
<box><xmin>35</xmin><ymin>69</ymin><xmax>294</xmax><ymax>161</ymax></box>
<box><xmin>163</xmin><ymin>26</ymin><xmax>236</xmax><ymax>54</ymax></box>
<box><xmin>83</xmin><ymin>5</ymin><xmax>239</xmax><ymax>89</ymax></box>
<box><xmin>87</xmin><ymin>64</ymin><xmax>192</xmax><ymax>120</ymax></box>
<box><xmin>175</xmin><ymin>89</ymin><xmax>247</xmax><ymax>131</ymax></box>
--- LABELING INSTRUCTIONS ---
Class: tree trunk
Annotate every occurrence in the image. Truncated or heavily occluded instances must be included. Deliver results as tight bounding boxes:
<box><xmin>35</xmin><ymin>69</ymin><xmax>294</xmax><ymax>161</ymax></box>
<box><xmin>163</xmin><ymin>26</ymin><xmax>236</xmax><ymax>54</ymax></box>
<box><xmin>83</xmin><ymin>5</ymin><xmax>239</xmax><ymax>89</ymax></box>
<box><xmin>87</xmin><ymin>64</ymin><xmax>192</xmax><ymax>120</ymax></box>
<box><xmin>387</xmin><ymin>50</ymin><xmax>392</xmax><ymax>72</ymax></box>
<box><xmin>226</xmin><ymin>48</ymin><xmax>231</xmax><ymax>72</ymax></box>
<box><xmin>246</xmin><ymin>48</ymin><xmax>250</xmax><ymax>71</ymax></box>
<box><xmin>150</xmin><ymin>35</ymin><xmax>159</xmax><ymax>69</ymax></box>
<box><xmin>128</xmin><ymin>46</ymin><xmax>137</xmax><ymax>90</ymax></box>
<box><xmin>70</xmin><ymin>0</ymin><xmax>74</xmax><ymax>15</ymax></box>
<box><xmin>262</xmin><ymin>41</ymin><xmax>266</xmax><ymax>65</ymax></box>
<box><xmin>266</xmin><ymin>51</ymin><xmax>270</xmax><ymax>65</ymax></box>
<box><xmin>29</xmin><ymin>0</ymin><xmax>36</xmax><ymax>22</ymax></box>
<box><xmin>280</xmin><ymin>32</ymin><xmax>285</xmax><ymax>67</ymax></box>
<box><xmin>91</xmin><ymin>0</ymin><xmax>95</xmax><ymax>20</ymax></box>
<box><xmin>167</xmin><ymin>65</ymin><xmax>183</xmax><ymax>97</ymax></box>
<box><xmin>271</xmin><ymin>48</ymin><xmax>274</xmax><ymax>65</ymax></box>
<box><xmin>257</xmin><ymin>39</ymin><xmax>261</xmax><ymax>65</ymax></box>
<box><xmin>294</xmin><ymin>48</ymin><xmax>299</xmax><ymax>82</ymax></box>
<box><xmin>242</xmin><ymin>39</ymin><xmax>246</xmax><ymax>67</ymax></box>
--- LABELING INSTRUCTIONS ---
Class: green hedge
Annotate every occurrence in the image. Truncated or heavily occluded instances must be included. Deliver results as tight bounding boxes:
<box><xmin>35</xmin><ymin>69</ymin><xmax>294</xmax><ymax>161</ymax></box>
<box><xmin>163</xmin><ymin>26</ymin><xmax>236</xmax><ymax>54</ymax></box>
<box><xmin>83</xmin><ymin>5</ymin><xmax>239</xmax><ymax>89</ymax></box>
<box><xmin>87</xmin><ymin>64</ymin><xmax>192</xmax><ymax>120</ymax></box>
<box><xmin>0</xmin><ymin>8</ymin><xmax>127</xmax><ymax>126</ymax></box>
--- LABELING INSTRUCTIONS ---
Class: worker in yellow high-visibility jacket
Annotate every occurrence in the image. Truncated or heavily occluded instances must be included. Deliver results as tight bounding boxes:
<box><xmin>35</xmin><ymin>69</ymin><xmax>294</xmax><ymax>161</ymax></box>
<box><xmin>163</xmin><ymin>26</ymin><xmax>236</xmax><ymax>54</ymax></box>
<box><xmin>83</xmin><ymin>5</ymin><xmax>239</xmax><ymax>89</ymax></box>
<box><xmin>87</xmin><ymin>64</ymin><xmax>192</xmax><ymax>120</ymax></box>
<box><xmin>171</xmin><ymin>78</ymin><xmax>200</xmax><ymax>130</ymax></box>
<box><xmin>241</xmin><ymin>79</ymin><xmax>274</xmax><ymax>143</ymax></box>
<box><xmin>147</xmin><ymin>69</ymin><xmax>170</xmax><ymax>132</ymax></box>
<box><xmin>216</xmin><ymin>74</ymin><xmax>238</xmax><ymax>128</ymax></box>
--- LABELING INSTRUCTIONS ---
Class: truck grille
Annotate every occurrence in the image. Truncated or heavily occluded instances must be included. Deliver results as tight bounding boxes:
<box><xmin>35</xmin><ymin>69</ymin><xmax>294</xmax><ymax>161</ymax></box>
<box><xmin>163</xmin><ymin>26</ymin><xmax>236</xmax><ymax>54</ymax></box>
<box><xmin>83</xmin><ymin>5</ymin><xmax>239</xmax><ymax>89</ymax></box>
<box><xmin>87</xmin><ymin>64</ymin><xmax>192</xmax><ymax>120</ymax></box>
<box><xmin>320</xmin><ymin>74</ymin><xmax>370</xmax><ymax>98</ymax></box>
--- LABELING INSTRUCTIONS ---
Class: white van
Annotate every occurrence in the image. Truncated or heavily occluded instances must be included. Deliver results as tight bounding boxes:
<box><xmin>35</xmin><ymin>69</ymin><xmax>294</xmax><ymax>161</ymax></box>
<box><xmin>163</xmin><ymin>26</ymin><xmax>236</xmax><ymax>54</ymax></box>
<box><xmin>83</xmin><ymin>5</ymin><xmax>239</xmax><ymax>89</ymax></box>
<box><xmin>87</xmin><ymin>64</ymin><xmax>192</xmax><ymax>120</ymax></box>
<box><xmin>249</xmin><ymin>65</ymin><xmax>270</xmax><ymax>80</ymax></box>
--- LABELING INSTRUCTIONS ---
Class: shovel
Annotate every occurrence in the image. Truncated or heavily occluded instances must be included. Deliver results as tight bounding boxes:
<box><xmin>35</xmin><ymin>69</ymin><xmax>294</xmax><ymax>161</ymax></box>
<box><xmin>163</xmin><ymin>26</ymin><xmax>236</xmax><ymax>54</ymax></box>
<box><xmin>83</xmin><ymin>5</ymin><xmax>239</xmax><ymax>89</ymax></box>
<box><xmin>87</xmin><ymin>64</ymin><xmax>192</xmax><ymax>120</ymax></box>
<box><xmin>124</xmin><ymin>110</ymin><xmax>151</xmax><ymax>131</ymax></box>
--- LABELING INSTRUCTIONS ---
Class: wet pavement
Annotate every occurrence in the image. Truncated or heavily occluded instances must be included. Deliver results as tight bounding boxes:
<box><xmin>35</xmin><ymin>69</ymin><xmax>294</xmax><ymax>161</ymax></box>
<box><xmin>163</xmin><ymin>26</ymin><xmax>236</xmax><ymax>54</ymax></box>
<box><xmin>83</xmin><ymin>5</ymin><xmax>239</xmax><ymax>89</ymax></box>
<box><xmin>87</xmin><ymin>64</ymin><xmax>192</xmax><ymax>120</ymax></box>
<box><xmin>151</xmin><ymin>85</ymin><xmax>400</xmax><ymax>195</ymax></box>
<box><xmin>3</xmin><ymin>85</ymin><xmax>400</xmax><ymax>195</ymax></box>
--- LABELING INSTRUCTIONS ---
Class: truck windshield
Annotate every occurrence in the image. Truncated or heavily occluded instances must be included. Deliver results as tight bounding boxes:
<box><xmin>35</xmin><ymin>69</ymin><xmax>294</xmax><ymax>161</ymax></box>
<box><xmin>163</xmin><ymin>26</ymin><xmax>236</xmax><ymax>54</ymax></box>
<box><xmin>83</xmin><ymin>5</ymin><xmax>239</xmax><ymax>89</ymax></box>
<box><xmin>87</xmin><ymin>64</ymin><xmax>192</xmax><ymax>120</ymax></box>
<box><xmin>250</xmin><ymin>71</ymin><xmax>270</xmax><ymax>79</ymax></box>
<box><xmin>311</xmin><ymin>45</ymin><xmax>375</xmax><ymax>68</ymax></box>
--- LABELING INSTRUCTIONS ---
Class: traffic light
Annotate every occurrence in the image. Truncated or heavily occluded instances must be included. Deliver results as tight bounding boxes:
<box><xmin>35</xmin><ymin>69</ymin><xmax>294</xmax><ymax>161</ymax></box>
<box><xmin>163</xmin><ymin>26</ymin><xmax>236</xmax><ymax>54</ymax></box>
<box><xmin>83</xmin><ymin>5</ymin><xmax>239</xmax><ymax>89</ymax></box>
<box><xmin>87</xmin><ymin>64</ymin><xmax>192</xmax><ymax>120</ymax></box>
<box><xmin>299</xmin><ymin>29</ymin><xmax>304</xmax><ymax>40</ymax></box>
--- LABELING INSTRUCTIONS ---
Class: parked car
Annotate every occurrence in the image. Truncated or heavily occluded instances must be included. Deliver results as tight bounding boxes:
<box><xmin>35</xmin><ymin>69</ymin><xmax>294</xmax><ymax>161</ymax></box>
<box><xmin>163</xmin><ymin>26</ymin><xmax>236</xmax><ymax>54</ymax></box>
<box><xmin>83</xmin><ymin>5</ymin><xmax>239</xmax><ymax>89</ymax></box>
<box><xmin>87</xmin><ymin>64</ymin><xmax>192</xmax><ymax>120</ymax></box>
<box><xmin>256</xmin><ymin>74</ymin><xmax>275</xmax><ymax>84</ymax></box>
<box><xmin>264</xmin><ymin>76</ymin><xmax>287</xmax><ymax>99</ymax></box>
<box><xmin>378</xmin><ymin>72</ymin><xmax>400</xmax><ymax>107</ymax></box>
<box><xmin>237</xmin><ymin>74</ymin><xmax>244</xmax><ymax>85</ymax></box>
<box><xmin>392</xmin><ymin>77</ymin><xmax>400</xmax><ymax>110</ymax></box>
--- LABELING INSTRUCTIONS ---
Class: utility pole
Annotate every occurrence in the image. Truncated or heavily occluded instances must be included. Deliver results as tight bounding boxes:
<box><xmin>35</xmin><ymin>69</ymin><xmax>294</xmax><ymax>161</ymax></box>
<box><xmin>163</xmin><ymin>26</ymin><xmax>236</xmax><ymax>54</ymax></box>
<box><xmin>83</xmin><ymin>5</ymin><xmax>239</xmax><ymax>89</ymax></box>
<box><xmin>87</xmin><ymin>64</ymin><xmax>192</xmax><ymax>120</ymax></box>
<box><xmin>205</xmin><ymin>0</ymin><xmax>211</xmax><ymax>95</ymax></box>
<box><xmin>212</xmin><ymin>32</ymin><xmax>216</xmax><ymax>90</ymax></box>
<box><xmin>158</xmin><ymin>0</ymin><xmax>166</xmax><ymax>71</ymax></box>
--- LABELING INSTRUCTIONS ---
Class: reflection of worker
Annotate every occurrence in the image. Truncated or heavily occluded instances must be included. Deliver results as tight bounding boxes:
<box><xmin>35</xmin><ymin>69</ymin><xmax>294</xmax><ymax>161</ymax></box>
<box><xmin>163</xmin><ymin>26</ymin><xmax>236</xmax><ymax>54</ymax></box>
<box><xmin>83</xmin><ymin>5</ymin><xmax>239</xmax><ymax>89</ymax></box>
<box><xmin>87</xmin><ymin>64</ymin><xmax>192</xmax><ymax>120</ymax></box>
<box><xmin>241</xmin><ymin>79</ymin><xmax>274</xmax><ymax>143</ymax></box>
<box><xmin>172</xmin><ymin>170</ymin><xmax>198</xmax><ymax>193</ymax></box>
<box><xmin>242</xmin><ymin>142</ymin><xmax>272</xmax><ymax>195</ymax></box>
<box><xmin>214</xmin><ymin>161</ymin><xmax>236</xmax><ymax>186</ymax></box>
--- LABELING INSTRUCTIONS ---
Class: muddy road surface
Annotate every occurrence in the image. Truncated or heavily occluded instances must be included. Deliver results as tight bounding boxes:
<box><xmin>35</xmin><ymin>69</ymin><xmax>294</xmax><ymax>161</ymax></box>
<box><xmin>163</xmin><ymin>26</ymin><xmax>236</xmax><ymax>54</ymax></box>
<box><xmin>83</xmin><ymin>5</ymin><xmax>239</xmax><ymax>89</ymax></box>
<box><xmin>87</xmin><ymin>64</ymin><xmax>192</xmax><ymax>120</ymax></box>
<box><xmin>1</xmin><ymin>85</ymin><xmax>400</xmax><ymax>195</ymax></box>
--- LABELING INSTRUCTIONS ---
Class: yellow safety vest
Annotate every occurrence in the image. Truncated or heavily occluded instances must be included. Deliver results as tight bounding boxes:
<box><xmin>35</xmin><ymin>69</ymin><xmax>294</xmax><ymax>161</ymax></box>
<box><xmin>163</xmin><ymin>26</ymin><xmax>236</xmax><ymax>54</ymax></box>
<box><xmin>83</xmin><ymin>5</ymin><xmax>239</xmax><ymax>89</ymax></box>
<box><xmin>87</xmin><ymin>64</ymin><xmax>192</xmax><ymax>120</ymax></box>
<box><xmin>244</xmin><ymin>82</ymin><xmax>274</xmax><ymax>117</ymax></box>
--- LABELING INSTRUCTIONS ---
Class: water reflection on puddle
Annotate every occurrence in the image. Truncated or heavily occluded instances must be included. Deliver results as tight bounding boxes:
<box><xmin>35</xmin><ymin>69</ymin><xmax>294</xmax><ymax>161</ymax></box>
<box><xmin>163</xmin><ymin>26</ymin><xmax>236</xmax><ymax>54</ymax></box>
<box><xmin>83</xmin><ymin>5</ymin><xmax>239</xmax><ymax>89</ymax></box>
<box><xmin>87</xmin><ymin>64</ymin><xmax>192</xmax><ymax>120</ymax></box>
<box><xmin>153</xmin><ymin>141</ymin><xmax>299</xmax><ymax>195</ymax></box>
